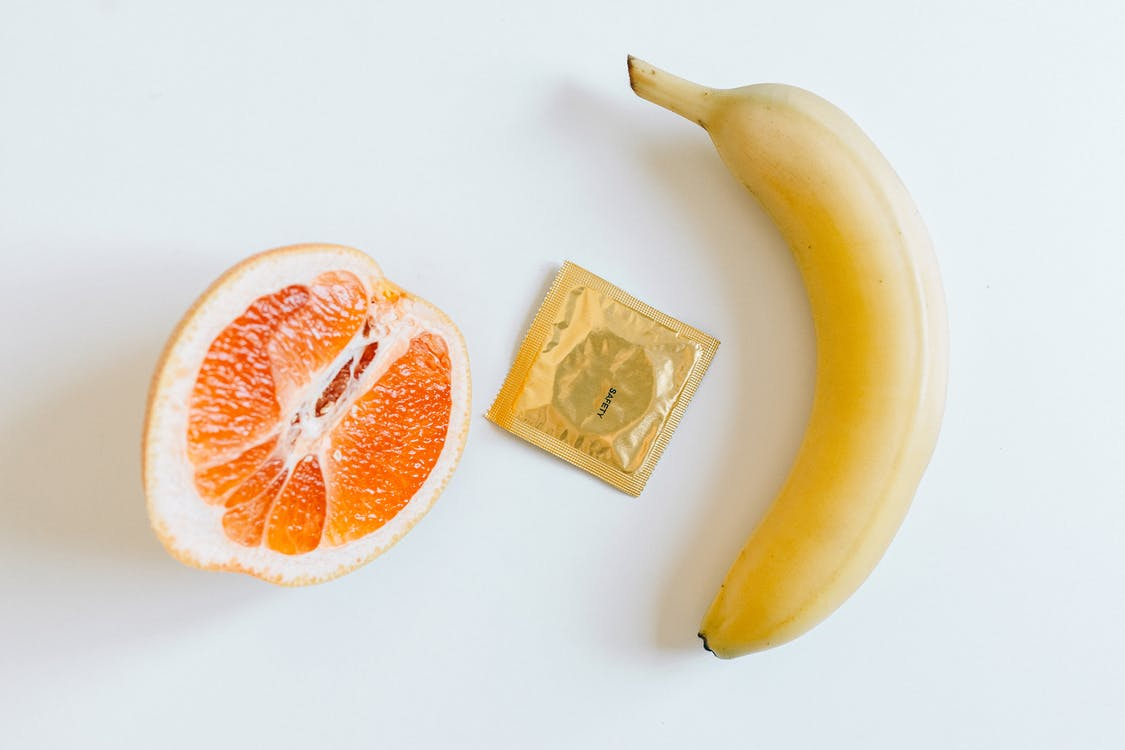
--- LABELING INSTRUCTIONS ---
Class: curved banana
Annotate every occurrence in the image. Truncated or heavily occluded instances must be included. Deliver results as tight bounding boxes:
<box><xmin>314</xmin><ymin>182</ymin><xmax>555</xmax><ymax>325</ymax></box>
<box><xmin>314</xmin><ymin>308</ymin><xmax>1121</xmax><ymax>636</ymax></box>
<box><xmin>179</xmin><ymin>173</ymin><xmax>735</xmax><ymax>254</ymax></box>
<box><xmin>628</xmin><ymin>57</ymin><xmax>948</xmax><ymax>657</ymax></box>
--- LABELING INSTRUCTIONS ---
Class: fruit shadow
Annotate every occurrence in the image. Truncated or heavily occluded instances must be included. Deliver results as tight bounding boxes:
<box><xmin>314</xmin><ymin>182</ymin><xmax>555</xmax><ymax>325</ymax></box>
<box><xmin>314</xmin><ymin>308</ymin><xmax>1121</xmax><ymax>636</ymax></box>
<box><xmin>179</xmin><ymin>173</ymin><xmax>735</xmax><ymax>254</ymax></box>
<box><xmin>0</xmin><ymin>301</ymin><xmax>270</xmax><ymax>679</ymax></box>
<box><xmin>546</xmin><ymin>83</ymin><xmax>816</xmax><ymax>654</ymax></box>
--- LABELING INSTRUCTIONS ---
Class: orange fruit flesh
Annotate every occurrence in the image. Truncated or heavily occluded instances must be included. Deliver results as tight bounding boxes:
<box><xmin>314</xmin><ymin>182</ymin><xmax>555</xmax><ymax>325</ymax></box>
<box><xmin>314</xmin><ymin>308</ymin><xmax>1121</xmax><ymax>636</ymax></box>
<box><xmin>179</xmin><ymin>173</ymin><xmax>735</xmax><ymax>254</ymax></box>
<box><xmin>186</xmin><ymin>270</ymin><xmax>453</xmax><ymax>555</ymax></box>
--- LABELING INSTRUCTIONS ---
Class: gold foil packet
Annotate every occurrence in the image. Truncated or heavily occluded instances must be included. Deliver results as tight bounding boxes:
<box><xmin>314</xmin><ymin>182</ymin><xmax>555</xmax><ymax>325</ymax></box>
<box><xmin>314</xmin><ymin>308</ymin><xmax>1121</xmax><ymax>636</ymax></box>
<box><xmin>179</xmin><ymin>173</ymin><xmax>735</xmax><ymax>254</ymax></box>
<box><xmin>486</xmin><ymin>262</ymin><xmax>719</xmax><ymax>495</ymax></box>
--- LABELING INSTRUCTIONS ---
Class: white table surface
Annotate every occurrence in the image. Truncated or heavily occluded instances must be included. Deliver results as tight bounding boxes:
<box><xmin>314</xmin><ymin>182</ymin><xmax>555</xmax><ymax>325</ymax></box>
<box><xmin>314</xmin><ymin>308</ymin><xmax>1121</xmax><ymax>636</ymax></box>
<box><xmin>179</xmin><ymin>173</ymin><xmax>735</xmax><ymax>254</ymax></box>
<box><xmin>3</xmin><ymin>2</ymin><xmax>1123</xmax><ymax>747</ymax></box>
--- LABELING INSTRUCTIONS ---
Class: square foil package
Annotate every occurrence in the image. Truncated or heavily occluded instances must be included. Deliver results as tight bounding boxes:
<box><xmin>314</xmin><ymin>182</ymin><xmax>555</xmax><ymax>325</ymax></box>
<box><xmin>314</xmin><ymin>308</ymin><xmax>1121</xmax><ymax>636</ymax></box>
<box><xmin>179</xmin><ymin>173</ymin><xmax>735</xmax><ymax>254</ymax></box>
<box><xmin>486</xmin><ymin>262</ymin><xmax>719</xmax><ymax>495</ymax></box>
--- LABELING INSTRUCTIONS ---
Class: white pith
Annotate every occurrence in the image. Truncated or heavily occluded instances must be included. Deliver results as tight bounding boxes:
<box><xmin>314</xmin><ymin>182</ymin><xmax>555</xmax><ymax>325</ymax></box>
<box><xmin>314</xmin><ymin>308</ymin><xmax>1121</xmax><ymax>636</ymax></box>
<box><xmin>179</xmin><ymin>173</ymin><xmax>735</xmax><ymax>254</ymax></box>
<box><xmin>144</xmin><ymin>245</ymin><xmax>471</xmax><ymax>585</ymax></box>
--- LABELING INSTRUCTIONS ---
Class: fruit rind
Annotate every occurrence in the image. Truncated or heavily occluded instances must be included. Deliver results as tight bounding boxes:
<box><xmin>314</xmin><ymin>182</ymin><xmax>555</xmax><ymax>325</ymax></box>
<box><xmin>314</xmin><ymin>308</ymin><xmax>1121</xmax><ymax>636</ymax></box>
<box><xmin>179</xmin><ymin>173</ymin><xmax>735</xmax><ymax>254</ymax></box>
<box><xmin>143</xmin><ymin>244</ymin><xmax>471</xmax><ymax>585</ymax></box>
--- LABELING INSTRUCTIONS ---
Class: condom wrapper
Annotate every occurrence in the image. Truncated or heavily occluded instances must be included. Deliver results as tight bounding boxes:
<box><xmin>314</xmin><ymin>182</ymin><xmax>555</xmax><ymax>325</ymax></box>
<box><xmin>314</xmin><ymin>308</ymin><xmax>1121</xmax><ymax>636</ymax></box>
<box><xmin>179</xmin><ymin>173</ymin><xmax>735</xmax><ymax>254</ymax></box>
<box><xmin>486</xmin><ymin>262</ymin><xmax>719</xmax><ymax>495</ymax></box>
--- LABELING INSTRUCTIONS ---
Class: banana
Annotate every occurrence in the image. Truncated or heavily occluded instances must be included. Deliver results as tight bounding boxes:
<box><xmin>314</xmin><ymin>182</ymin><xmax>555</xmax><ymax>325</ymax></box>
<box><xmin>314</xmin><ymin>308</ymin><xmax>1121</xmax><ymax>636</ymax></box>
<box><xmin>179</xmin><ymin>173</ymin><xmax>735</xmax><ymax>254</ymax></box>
<box><xmin>627</xmin><ymin>57</ymin><xmax>948</xmax><ymax>657</ymax></box>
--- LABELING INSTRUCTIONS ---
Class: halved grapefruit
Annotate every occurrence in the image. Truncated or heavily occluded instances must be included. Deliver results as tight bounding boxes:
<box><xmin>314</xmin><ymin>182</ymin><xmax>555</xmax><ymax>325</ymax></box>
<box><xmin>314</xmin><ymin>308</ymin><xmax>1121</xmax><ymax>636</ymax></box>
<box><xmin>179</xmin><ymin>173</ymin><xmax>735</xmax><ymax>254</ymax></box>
<box><xmin>143</xmin><ymin>244</ymin><xmax>470</xmax><ymax>585</ymax></box>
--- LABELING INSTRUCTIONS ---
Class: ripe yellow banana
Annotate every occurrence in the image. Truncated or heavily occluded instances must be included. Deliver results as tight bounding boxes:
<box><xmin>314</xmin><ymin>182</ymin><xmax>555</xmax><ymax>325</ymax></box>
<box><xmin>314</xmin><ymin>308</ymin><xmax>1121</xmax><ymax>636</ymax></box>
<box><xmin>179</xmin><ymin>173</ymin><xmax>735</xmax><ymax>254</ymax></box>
<box><xmin>627</xmin><ymin>57</ymin><xmax>948</xmax><ymax>657</ymax></box>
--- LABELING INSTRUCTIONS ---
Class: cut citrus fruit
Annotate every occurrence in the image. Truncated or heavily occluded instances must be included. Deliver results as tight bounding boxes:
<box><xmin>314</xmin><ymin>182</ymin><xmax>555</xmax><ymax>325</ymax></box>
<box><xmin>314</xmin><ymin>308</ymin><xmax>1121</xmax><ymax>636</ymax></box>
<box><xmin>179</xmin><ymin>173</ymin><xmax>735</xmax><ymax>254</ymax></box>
<box><xmin>143</xmin><ymin>244</ymin><xmax>470</xmax><ymax>585</ymax></box>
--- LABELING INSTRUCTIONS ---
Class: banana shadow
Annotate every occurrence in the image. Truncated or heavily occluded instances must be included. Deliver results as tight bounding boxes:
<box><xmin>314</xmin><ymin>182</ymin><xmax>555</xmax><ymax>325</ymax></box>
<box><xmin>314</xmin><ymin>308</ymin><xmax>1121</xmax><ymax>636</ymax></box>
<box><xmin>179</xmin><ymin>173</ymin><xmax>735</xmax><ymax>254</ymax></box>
<box><xmin>638</xmin><ymin>138</ymin><xmax>815</xmax><ymax>654</ymax></box>
<box><xmin>545</xmin><ymin>83</ymin><xmax>816</xmax><ymax>655</ymax></box>
<box><xmin>0</xmin><ymin>277</ymin><xmax>270</xmax><ymax>679</ymax></box>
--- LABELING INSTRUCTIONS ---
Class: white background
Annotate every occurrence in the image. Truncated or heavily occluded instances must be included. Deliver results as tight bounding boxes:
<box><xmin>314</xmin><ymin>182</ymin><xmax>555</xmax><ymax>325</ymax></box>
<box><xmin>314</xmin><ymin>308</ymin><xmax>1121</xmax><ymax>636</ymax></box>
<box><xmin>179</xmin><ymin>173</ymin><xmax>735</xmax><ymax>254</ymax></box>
<box><xmin>2</xmin><ymin>1</ymin><xmax>1123</xmax><ymax>747</ymax></box>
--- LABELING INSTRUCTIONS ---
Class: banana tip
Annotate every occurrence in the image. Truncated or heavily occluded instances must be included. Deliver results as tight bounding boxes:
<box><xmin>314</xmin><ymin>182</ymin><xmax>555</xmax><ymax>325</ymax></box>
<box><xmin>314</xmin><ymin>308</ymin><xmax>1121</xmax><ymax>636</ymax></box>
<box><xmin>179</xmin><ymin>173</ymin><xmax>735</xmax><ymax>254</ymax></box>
<box><xmin>699</xmin><ymin>632</ymin><xmax>719</xmax><ymax>658</ymax></box>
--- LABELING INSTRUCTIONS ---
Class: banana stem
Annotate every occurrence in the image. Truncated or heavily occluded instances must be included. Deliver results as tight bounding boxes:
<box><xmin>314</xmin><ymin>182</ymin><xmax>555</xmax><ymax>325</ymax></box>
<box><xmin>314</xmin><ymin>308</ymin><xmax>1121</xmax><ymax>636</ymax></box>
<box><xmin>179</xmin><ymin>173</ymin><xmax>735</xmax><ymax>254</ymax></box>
<box><xmin>627</xmin><ymin>56</ymin><xmax>716</xmax><ymax>126</ymax></box>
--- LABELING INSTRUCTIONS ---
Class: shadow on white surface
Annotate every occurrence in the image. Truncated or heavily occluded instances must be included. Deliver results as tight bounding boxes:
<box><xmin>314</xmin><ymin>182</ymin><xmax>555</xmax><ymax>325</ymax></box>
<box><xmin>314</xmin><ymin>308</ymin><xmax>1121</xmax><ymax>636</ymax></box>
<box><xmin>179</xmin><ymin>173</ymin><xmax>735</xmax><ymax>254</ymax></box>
<box><xmin>508</xmin><ymin>263</ymin><xmax>563</xmax><ymax>364</ymax></box>
<box><xmin>547</xmin><ymin>83</ymin><xmax>816</xmax><ymax>655</ymax></box>
<box><xmin>0</xmin><ymin>326</ymin><xmax>268</xmax><ymax>679</ymax></box>
<box><xmin>636</xmin><ymin>135</ymin><xmax>806</xmax><ymax>653</ymax></box>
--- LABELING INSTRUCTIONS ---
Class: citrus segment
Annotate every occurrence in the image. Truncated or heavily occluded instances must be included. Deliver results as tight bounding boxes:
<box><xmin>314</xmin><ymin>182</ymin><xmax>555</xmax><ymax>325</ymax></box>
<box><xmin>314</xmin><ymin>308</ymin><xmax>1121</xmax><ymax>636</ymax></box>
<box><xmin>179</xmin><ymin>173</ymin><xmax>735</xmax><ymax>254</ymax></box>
<box><xmin>222</xmin><ymin>457</ymin><xmax>288</xmax><ymax>547</ymax></box>
<box><xmin>186</xmin><ymin>285</ymin><xmax>306</xmax><ymax>467</ymax></box>
<box><xmin>194</xmin><ymin>436</ymin><xmax>279</xmax><ymax>503</ymax></box>
<box><xmin>266</xmin><ymin>271</ymin><xmax>367</xmax><ymax>407</ymax></box>
<box><xmin>324</xmin><ymin>333</ymin><xmax>453</xmax><ymax>546</ymax></box>
<box><xmin>265</xmin><ymin>455</ymin><xmax>328</xmax><ymax>555</ymax></box>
